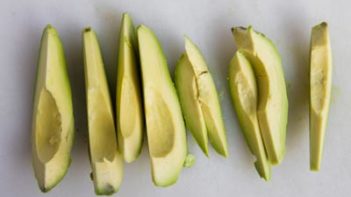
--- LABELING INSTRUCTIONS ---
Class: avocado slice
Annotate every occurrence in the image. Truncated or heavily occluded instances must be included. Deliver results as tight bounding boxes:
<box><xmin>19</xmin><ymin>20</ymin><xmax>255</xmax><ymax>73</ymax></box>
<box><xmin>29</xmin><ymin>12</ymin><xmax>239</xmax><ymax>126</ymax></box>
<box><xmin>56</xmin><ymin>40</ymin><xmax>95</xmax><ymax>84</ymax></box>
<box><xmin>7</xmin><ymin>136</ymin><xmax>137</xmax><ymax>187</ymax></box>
<box><xmin>228</xmin><ymin>50</ymin><xmax>271</xmax><ymax>180</ymax></box>
<box><xmin>232</xmin><ymin>27</ymin><xmax>288</xmax><ymax>165</ymax></box>
<box><xmin>137</xmin><ymin>25</ymin><xmax>187</xmax><ymax>186</ymax></box>
<box><xmin>32</xmin><ymin>25</ymin><xmax>74</xmax><ymax>192</ymax></box>
<box><xmin>116</xmin><ymin>13</ymin><xmax>144</xmax><ymax>163</ymax></box>
<box><xmin>174</xmin><ymin>37</ymin><xmax>228</xmax><ymax>157</ymax></box>
<box><xmin>83</xmin><ymin>28</ymin><xmax>123</xmax><ymax>195</ymax></box>
<box><xmin>309</xmin><ymin>22</ymin><xmax>332</xmax><ymax>171</ymax></box>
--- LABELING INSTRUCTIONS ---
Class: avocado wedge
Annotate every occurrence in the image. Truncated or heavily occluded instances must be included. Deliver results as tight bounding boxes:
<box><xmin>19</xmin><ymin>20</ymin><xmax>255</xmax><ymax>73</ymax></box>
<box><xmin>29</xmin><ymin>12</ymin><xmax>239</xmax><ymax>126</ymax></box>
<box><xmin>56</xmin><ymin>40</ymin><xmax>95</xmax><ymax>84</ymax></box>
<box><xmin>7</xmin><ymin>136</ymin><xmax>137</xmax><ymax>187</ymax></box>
<box><xmin>137</xmin><ymin>25</ymin><xmax>187</xmax><ymax>186</ymax></box>
<box><xmin>83</xmin><ymin>28</ymin><xmax>123</xmax><ymax>195</ymax></box>
<box><xmin>232</xmin><ymin>27</ymin><xmax>288</xmax><ymax>165</ymax></box>
<box><xmin>174</xmin><ymin>37</ymin><xmax>228</xmax><ymax>157</ymax></box>
<box><xmin>228</xmin><ymin>51</ymin><xmax>271</xmax><ymax>180</ymax></box>
<box><xmin>32</xmin><ymin>25</ymin><xmax>74</xmax><ymax>192</ymax></box>
<box><xmin>116</xmin><ymin>13</ymin><xmax>144</xmax><ymax>163</ymax></box>
<box><xmin>309</xmin><ymin>22</ymin><xmax>332</xmax><ymax>171</ymax></box>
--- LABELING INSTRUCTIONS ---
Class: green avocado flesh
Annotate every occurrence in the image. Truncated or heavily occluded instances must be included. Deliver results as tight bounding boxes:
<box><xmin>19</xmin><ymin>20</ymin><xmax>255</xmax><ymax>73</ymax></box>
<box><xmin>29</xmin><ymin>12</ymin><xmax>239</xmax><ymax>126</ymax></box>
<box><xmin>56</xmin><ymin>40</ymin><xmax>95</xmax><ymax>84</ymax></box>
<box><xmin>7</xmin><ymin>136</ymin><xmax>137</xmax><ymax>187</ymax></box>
<box><xmin>137</xmin><ymin>25</ymin><xmax>187</xmax><ymax>187</ymax></box>
<box><xmin>83</xmin><ymin>28</ymin><xmax>123</xmax><ymax>195</ymax></box>
<box><xmin>232</xmin><ymin>27</ymin><xmax>288</xmax><ymax>165</ymax></box>
<box><xmin>229</xmin><ymin>51</ymin><xmax>271</xmax><ymax>180</ymax></box>
<box><xmin>183</xmin><ymin>154</ymin><xmax>196</xmax><ymax>168</ymax></box>
<box><xmin>32</xmin><ymin>25</ymin><xmax>74</xmax><ymax>192</ymax></box>
<box><xmin>309</xmin><ymin>22</ymin><xmax>332</xmax><ymax>171</ymax></box>
<box><xmin>116</xmin><ymin>13</ymin><xmax>144</xmax><ymax>163</ymax></box>
<box><xmin>174</xmin><ymin>37</ymin><xmax>228</xmax><ymax>157</ymax></box>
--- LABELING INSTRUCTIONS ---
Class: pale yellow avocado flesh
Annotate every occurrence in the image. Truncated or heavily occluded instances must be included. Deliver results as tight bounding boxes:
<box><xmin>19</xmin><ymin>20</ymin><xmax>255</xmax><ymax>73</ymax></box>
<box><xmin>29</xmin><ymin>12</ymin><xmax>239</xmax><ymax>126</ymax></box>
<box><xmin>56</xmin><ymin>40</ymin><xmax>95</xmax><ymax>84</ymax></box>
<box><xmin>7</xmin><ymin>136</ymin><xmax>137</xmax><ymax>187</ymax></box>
<box><xmin>32</xmin><ymin>25</ymin><xmax>74</xmax><ymax>192</ymax></box>
<box><xmin>116</xmin><ymin>13</ymin><xmax>144</xmax><ymax>163</ymax></box>
<box><xmin>232</xmin><ymin>27</ymin><xmax>288</xmax><ymax>165</ymax></box>
<box><xmin>83</xmin><ymin>28</ymin><xmax>123</xmax><ymax>195</ymax></box>
<box><xmin>175</xmin><ymin>55</ymin><xmax>208</xmax><ymax>155</ymax></box>
<box><xmin>228</xmin><ymin>51</ymin><xmax>271</xmax><ymax>180</ymax></box>
<box><xmin>137</xmin><ymin>25</ymin><xmax>187</xmax><ymax>187</ymax></box>
<box><xmin>310</xmin><ymin>22</ymin><xmax>332</xmax><ymax>171</ymax></box>
<box><xmin>174</xmin><ymin>37</ymin><xmax>228</xmax><ymax>157</ymax></box>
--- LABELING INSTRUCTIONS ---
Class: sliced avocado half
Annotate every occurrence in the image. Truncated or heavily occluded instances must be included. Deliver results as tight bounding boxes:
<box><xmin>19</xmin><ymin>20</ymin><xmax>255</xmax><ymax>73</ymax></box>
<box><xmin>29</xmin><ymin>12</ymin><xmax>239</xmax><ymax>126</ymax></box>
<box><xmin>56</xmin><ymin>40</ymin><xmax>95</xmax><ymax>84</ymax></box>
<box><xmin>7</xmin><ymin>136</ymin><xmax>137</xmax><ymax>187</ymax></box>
<box><xmin>174</xmin><ymin>37</ymin><xmax>228</xmax><ymax>157</ymax></box>
<box><xmin>137</xmin><ymin>25</ymin><xmax>187</xmax><ymax>187</ymax></box>
<box><xmin>232</xmin><ymin>27</ymin><xmax>288</xmax><ymax>165</ymax></box>
<box><xmin>32</xmin><ymin>25</ymin><xmax>74</xmax><ymax>192</ymax></box>
<box><xmin>83</xmin><ymin>28</ymin><xmax>123</xmax><ymax>195</ymax></box>
<box><xmin>228</xmin><ymin>50</ymin><xmax>271</xmax><ymax>180</ymax></box>
<box><xmin>116</xmin><ymin>13</ymin><xmax>144</xmax><ymax>163</ymax></box>
<box><xmin>309</xmin><ymin>22</ymin><xmax>332</xmax><ymax>171</ymax></box>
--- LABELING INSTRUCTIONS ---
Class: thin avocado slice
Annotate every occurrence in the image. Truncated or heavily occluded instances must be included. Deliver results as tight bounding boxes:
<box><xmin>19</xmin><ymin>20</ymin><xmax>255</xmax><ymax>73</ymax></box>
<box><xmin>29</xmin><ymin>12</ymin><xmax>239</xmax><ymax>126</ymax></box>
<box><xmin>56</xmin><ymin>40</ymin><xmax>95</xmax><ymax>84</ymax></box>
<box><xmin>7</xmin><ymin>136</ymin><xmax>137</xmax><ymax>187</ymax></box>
<box><xmin>137</xmin><ymin>25</ymin><xmax>187</xmax><ymax>187</ymax></box>
<box><xmin>116</xmin><ymin>13</ymin><xmax>144</xmax><ymax>163</ymax></box>
<box><xmin>228</xmin><ymin>51</ymin><xmax>271</xmax><ymax>180</ymax></box>
<box><xmin>309</xmin><ymin>22</ymin><xmax>332</xmax><ymax>171</ymax></box>
<box><xmin>83</xmin><ymin>28</ymin><xmax>123</xmax><ymax>195</ymax></box>
<box><xmin>232</xmin><ymin>27</ymin><xmax>288</xmax><ymax>165</ymax></box>
<box><xmin>174</xmin><ymin>37</ymin><xmax>228</xmax><ymax>157</ymax></box>
<box><xmin>32</xmin><ymin>25</ymin><xmax>74</xmax><ymax>192</ymax></box>
<box><xmin>175</xmin><ymin>54</ymin><xmax>208</xmax><ymax>155</ymax></box>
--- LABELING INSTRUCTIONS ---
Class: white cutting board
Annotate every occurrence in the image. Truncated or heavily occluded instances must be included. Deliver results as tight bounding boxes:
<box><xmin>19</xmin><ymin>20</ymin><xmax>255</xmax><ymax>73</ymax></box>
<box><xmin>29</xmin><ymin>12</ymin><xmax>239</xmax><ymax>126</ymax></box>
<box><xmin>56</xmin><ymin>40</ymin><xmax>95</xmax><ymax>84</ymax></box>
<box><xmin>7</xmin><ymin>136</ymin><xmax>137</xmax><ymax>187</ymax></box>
<box><xmin>0</xmin><ymin>0</ymin><xmax>349</xmax><ymax>196</ymax></box>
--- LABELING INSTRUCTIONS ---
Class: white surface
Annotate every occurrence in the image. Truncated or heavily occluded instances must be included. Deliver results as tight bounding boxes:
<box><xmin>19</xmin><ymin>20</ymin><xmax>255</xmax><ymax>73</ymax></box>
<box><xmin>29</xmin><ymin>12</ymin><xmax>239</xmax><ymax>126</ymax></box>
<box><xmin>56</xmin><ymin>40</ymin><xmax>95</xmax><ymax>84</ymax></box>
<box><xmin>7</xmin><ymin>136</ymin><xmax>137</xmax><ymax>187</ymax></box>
<box><xmin>0</xmin><ymin>0</ymin><xmax>349</xmax><ymax>196</ymax></box>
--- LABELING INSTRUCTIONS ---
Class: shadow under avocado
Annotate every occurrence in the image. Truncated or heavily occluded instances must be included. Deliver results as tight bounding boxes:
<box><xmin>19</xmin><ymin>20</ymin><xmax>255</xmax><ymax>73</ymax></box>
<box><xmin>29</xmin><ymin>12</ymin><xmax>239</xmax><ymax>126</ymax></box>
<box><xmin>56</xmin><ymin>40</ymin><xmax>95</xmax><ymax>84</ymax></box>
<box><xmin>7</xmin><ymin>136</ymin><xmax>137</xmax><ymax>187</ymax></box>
<box><xmin>280</xmin><ymin>14</ymin><xmax>310</xmax><ymax>158</ymax></box>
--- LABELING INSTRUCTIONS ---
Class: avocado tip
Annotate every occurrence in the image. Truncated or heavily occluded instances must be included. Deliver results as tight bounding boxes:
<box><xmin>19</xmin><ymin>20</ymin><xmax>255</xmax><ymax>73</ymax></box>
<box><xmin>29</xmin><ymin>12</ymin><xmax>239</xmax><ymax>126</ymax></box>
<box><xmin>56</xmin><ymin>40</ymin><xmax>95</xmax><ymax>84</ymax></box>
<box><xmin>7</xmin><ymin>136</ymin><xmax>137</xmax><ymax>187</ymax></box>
<box><xmin>39</xmin><ymin>185</ymin><xmax>51</xmax><ymax>193</ymax></box>
<box><xmin>320</xmin><ymin>21</ymin><xmax>328</xmax><ymax>27</ymax></box>
<box><xmin>184</xmin><ymin>35</ymin><xmax>191</xmax><ymax>41</ymax></box>
<box><xmin>84</xmin><ymin>27</ymin><xmax>92</xmax><ymax>33</ymax></box>
<box><xmin>231</xmin><ymin>26</ymin><xmax>248</xmax><ymax>33</ymax></box>
<box><xmin>44</xmin><ymin>24</ymin><xmax>58</xmax><ymax>35</ymax></box>
<box><xmin>45</xmin><ymin>24</ymin><xmax>53</xmax><ymax>29</ymax></box>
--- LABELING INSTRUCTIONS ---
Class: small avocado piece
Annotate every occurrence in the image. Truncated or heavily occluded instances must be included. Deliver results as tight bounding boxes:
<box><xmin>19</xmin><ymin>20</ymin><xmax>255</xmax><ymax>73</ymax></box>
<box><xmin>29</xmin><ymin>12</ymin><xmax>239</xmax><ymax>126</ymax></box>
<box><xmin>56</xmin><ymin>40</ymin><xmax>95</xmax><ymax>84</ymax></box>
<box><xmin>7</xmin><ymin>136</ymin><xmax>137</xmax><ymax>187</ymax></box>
<box><xmin>137</xmin><ymin>25</ymin><xmax>187</xmax><ymax>187</ymax></box>
<box><xmin>174</xmin><ymin>37</ymin><xmax>228</xmax><ymax>157</ymax></box>
<box><xmin>309</xmin><ymin>22</ymin><xmax>332</xmax><ymax>171</ymax></box>
<box><xmin>183</xmin><ymin>154</ymin><xmax>196</xmax><ymax>168</ymax></box>
<box><xmin>83</xmin><ymin>28</ymin><xmax>123</xmax><ymax>195</ymax></box>
<box><xmin>116</xmin><ymin>13</ymin><xmax>144</xmax><ymax>163</ymax></box>
<box><xmin>228</xmin><ymin>51</ymin><xmax>271</xmax><ymax>180</ymax></box>
<box><xmin>232</xmin><ymin>27</ymin><xmax>288</xmax><ymax>165</ymax></box>
<box><xmin>32</xmin><ymin>25</ymin><xmax>74</xmax><ymax>192</ymax></box>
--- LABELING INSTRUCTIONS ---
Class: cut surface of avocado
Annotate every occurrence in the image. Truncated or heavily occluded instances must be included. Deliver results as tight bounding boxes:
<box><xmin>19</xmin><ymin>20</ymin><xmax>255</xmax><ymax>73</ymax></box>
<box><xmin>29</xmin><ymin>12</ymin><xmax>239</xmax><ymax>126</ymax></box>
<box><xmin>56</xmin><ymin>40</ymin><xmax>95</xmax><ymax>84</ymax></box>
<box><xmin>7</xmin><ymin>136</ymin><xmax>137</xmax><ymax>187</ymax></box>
<box><xmin>309</xmin><ymin>22</ymin><xmax>332</xmax><ymax>171</ymax></box>
<box><xmin>137</xmin><ymin>25</ymin><xmax>187</xmax><ymax>187</ymax></box>
<box><xmin>116</xmin><ymin>13</ymin><xmax>144</xmax><ymax>163</ymax></box>
<box><xmin>232</xmin><ymin>27</ymin><xmax>288</xmax><ymax>165</ymax></box>
<box><xmin>174</xmin><ymin>37</ymin><xmax>228</xmax><ymax>157</ymax></box>
<box><xmin>228</xmin><ymin>51</ymin><xmax>271</xmax><ymax>180</ymax></box>
<box><xmin>32</xmin><ymin>25</ymin><xmax>74</xmax><ymax>192</ymax></box>
<box><xmin>83</xmin><ymin>28</ymin><xmax>123</xmax><ymax>195</ymax></box>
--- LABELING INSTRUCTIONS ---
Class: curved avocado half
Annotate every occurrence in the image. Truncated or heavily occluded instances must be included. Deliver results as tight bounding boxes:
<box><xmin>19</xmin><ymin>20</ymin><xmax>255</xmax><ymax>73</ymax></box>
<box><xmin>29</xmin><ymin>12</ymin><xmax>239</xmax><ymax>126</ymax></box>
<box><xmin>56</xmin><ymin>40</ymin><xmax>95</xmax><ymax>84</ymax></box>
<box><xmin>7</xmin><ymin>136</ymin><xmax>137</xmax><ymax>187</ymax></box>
<box><xmin>232</xmin><ymin>27</ymin><xmax>288</xmax><ymax>165</ymax></box>
<box><xmin>32</xmin><ymin>25</ymin><xmax>74</xmax><ymax>192</ymax></box>
<box><xmin>137</xmin><ymin>25</ymin><xmax>187</xmax><ymax>187</ymax></box>
<box><xmin>228</xmin><ymin>51</ymin><xmax>271</xmax><ymax>180</ymax></box>
<box><xmin>116</xmin><ymin>13</ymin><xmax>144</xmax><ymax>163</ymax></box>
<box><xmin>309</xmin><ymin>22</ymin><xmax>332</xmax><ymax>171</ymax></box>
<box><xmin>174</xmin><ymin>37</ymin><xmax>228</xmax><ymax>157</ymax></box>
<box><xmin>83</xmin><ymin>28</ymin><xmax>123</xmax><ymax>195</ymax></box>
